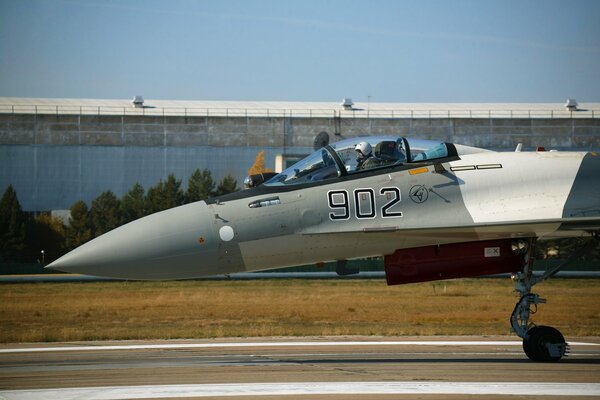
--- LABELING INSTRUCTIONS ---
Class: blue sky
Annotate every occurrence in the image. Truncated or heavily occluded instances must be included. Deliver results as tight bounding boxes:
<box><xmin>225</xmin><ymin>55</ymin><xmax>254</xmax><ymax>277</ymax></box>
<box><xmin>1</xmin><ymin>0</ymin><xmax>599</xmax><ymax>103</ymax></box>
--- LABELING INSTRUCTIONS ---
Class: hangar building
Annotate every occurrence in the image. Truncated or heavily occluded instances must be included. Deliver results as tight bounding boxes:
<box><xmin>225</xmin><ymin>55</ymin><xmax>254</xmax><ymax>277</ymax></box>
<box><xmin>1</xmin><ymin>97</ymin><xmax>599</xmax><ymax>212</ymax></box>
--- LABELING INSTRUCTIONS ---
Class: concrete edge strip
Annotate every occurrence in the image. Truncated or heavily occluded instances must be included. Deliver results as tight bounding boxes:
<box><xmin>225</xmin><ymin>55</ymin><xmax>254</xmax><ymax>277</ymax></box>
<box><xmin>3</xmin><ymin>270</ymin><xmax>600</xmax><ymax>283</ymax></box>
<box><xmin>1</xmin><ymin>382</ymin><xmax>599</xmax><ymax>399</ymax></box>
<box><xmin>1</xmin><ymin>340</ymin><xmax>598</xmax><ymax>353</ymax></box>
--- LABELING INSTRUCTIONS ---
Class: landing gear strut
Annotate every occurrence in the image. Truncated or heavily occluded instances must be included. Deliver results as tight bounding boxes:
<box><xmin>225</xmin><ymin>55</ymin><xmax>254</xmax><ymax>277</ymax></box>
<box><xmin>510</xmin><ymin>239</ymin><xmax>567</xmax><ymax>362</ymax></box>
<box><xmin>510</xmin><ymin>237</ymin><xmax>598</xmax><ymax>362</ymax></box>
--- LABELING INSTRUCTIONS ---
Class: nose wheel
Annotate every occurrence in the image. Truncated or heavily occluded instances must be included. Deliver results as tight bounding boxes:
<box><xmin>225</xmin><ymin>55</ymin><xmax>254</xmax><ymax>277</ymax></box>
<box><xmin>522</xmin><ymin>325</ymin><xmax>567</xmax><ymax>362</ymax></box>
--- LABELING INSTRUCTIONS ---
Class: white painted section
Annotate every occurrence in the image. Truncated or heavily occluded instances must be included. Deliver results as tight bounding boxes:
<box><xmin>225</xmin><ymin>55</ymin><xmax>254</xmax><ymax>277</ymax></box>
<box><xmin>1</xmin><ymin>340</ymin><xmax>597</xmax><ymax>354</ymax></box>
<box><xmin>453</xmin><ymin>152</ymin><xmax>585</xmax><ymax>224</ymax></box>
<box><xmin>2</xmin><ymin>382</ymin><xmax>599</xmax><ymax>399</ymax></box>
<box><xmin>218</xmin><ymin>226</ymin><xmax>234</xmax><ymax>242</ymax></box>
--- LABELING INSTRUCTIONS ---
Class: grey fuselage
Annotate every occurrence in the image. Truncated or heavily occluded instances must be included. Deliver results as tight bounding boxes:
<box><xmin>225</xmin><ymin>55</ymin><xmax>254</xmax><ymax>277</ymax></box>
<box><xmin>48</xmin><ymin>141</ymin><xmax>600</xmax><ymax>280</ymax></box>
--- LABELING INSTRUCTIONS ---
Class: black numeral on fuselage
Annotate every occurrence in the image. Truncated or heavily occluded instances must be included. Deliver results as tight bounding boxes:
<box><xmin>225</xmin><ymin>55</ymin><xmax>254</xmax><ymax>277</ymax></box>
<box><xmin>328</xmin><ymin>190</ymin><xmax>350</xmax><ymax>220</ymax></box>
<box><xmin>327</xmin><ymin>187</ymin><xmax>402</xmax><ymax>221</ymax></box>
<box><xmin>380</xmin><ymin>187</ymin><xmax>402</xmax><ymax>217</ymax></box>
<box><xmin>354</xmin><ymin>189</ymin><xmax>376</xmax><ymax>219</ymax></box>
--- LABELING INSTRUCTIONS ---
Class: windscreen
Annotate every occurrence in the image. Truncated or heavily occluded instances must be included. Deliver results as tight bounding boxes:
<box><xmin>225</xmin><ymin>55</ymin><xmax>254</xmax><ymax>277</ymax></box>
<box><xmin>406</xmin><ymin>139</ymin><xmax>449</xmax><ymax>162</ymax></box>
<box><xmin>264</xmin><ymin>136</ymin><xmax>450</xmax><ymax>186</ymax></box>
<box><xmin>264</xmin><ymin>148</ymin><xmax>341</xmax><ymax>186</ymax></box>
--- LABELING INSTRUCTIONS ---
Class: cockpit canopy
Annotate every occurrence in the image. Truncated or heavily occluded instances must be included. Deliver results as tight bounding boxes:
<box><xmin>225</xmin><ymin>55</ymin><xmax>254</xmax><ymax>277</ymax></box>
<box><xmin>264</xmin><ymin>136</ymin><xmax>451</xmax><ymax>187</ymax></box>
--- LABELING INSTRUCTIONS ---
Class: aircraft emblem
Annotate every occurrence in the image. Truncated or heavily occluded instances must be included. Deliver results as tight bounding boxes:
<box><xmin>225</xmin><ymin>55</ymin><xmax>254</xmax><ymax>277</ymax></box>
<box><xmin>409</xmin><ymin>185</ymin><xmax>428</xmax><ymax>203</ymax></box>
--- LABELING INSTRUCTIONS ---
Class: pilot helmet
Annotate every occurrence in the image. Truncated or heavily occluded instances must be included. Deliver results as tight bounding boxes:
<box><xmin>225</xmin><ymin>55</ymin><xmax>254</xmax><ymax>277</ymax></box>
<box><xmin>355</xmin><ymin>141</ymin><xmax>372</xmax><ymax>157</ymax></box>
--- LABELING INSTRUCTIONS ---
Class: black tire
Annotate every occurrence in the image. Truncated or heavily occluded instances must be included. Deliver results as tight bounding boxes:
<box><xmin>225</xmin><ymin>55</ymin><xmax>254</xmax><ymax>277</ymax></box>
<box><xmin>522</xmin><ymin>325</ymin><xmax>565</xmax><ymax>362</ymax></box>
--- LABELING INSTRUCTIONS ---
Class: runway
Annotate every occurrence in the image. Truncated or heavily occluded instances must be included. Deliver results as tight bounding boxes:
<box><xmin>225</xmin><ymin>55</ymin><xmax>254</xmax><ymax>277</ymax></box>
<box><xmin>1</xmin><ymin>336</ymin><xmax>599</xmax><ymax>399</ymax></box>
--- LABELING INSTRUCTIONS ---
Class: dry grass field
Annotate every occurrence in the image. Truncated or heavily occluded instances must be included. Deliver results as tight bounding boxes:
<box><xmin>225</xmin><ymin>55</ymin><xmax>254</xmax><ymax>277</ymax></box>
<box><xmin>1</xmin><ymin>278</ymin><xmax>599</xmax><ymax>343</ymax></box>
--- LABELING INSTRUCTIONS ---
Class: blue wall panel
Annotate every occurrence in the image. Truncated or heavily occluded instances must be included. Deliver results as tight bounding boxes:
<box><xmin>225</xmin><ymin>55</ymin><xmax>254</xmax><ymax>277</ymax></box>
<box><xmin>1</xmin><ymin>145</ymin><xmax>302</xmax><ymax>211</ymax></box>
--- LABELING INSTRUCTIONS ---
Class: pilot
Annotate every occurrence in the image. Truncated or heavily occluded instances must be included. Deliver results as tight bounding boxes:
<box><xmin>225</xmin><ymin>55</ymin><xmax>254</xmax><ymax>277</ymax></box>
<box><xmin>355</xmin><ymin>141</ymin><xmax>379</xmax><ymax>170</ymax></box>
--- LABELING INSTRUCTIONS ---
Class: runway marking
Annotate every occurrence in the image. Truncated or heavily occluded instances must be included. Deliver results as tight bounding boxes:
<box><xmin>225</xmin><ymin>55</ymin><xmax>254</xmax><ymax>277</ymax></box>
<box><xmin>1</xmin><ymin>340</ymin><xmax>598</xmax><ymax>354</ymax></box>
<box><xmin>1</xmin><ymin>382</ymin><xmax>599</xmax><ymax>399</ymax></box>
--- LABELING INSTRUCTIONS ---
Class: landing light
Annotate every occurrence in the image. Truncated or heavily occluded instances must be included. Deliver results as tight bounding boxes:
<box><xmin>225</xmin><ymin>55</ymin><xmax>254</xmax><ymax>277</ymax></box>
<box><xmin>511</xmin><ymin>240</ymin><xmax>529</xmax><ymax>255</ymax></box>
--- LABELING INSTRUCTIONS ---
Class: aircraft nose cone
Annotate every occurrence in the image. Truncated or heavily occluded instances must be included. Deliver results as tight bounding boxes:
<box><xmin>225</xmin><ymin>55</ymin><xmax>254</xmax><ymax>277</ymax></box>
<box><xmin>47</xmin><ymin>201</ymin><xmax>219</xmax><ymax>280</ymax></box>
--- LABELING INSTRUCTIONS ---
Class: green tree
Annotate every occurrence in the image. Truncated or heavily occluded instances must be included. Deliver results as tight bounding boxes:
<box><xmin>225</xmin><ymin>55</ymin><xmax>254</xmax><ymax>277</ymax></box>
<box><xmin>185</xmin><ymin>168</ymin><xmax>215</xmax><ymax>203</ymax></box>
<box><xmin>121</xmin><ymin>183</ymin><xmax>146</xmax><ymax>224</ymax></box>
<box><xmin>90</xmin><ymin>191</ymin><xmax>122</xmax><ymax>236</ymax></box>
<box><xmin>0</xmin><ymin>185</ymin><xmax>27</xmax><ymax>262</ymax></box>
<box><xmin>67</xmin><ymin>200</ymin><xmax>92</xmax><ymax>250</ymax></box>
<box><xmin>146</xmin><ymin>174</ymin><xmax>185</xmax><ymax>214</ymax></box>
<box><xmin>214</xmin><ymin>174</ymin><xmax>240</xmax><ymax>197</ymax></box>
<box><xmin>31</xmin><ymin>214</ymin><xmax>66</xmax><ymax>264</ymax></box>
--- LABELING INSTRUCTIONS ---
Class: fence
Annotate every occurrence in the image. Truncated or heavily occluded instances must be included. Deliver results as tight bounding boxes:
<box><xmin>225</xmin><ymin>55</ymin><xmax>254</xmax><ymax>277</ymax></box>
<box><xmin>0</xmin><ymin>104</ymin><xmax>597</xmax><ymax>119</ymax></box>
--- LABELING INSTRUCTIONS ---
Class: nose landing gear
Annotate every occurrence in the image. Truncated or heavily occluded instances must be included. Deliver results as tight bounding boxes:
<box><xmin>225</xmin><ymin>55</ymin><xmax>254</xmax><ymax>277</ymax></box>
<box><xmin>509</xmin><ymin>239</ymin><xmax>568</xmax><ymax>362</ymax></box>
<box><xmin>509</xmin><ymin>236</ymin><xmax>598</xmax><ymax>362</ymax></box>
<box><xmin>510</xmin><ymin>278</ymin><xmax>568</xmax><ymax>361</ymax></box>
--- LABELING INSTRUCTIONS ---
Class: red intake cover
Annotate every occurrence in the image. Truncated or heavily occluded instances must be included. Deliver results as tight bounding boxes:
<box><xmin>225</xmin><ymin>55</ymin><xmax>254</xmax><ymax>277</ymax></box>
<box><xmin>384</xmin><ymin>239</ymin><xmax>525</xmax><ymax>285</ymax></box>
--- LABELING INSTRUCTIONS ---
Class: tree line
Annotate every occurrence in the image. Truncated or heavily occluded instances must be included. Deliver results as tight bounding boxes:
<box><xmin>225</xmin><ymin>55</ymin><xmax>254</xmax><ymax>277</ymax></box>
<box><xmin>0</xmin><ymin>169</ymin><xmax>239</xmax><ymax>264</ymax></box>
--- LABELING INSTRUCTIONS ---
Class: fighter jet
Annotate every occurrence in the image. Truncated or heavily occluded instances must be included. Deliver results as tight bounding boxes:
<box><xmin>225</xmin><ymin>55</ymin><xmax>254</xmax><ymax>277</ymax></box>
<box><xmin>48</xmin><ymin>135</ymin><xmax>600</xmax><ymax>362</ymax></box>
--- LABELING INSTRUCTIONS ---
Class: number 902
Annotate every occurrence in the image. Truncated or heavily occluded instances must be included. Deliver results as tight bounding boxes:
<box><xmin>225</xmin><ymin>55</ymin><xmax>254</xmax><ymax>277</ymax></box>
<box><xmin>327</xmin><ymin>187</ymin><xmax>402</xmax><ymax>221</ymax></box>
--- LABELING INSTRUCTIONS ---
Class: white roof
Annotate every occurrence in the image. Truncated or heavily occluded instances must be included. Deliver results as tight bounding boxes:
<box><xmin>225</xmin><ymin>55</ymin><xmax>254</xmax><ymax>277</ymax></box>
<box><xmin>0</xmin><ymin>97</ymin><xmax>598</xmax><ymax>118</ymax></box>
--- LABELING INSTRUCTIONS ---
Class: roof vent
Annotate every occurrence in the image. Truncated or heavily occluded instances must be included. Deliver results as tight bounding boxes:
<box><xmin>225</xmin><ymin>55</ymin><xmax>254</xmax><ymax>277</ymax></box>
<box><xmin>132</xmin><ymin>96</ymin><xmax>144</xmax><ymax>108</ymax></box>
<box><xmin>341</xmin><ymin>98</ymin><xmax>354</xmax><ymax>110</ymax></box>
<box><xmin>565</xmin><ymin>98</ymin><xmax>578</xmax><ymax>111</ymax></box>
